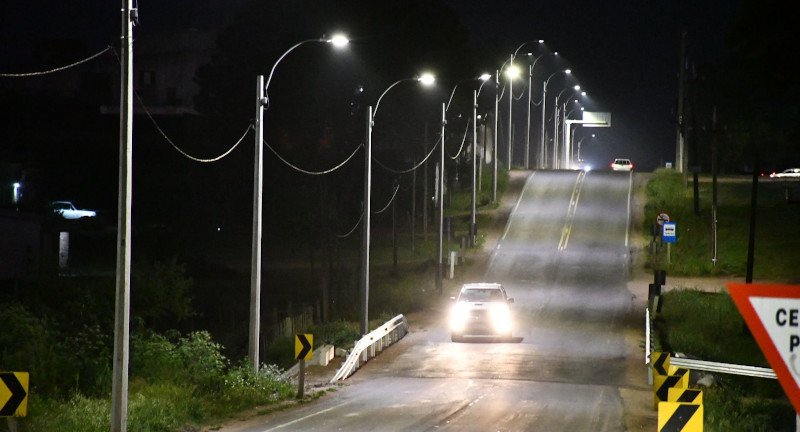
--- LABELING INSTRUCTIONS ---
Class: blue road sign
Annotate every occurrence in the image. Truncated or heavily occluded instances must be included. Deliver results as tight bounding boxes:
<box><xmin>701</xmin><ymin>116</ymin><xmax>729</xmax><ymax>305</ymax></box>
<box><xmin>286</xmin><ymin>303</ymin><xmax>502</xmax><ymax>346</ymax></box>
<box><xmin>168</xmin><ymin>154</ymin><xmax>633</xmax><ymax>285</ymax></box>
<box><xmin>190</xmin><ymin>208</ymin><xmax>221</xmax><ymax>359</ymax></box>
<box><xmin>662</xmin><ymin>222</ymin><xmax>677</xmax><ymax>244</ymax></box>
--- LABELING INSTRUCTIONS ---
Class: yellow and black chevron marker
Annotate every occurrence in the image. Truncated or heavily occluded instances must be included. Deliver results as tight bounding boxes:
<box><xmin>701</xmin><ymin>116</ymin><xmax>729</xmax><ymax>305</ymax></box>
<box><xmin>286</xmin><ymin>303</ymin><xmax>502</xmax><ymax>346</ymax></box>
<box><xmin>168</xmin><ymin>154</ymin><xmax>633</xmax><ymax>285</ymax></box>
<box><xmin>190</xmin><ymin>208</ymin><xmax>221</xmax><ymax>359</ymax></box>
<box><xmin>295</xmin><ymin>334</ymin><xmax>313</xmax><ymax>361</ymax></box>
<box><xmin>652</xmin><ymin>351</ymin><xmax>671</xmax><ymax>376</ymax></box>
<box><xmin>658</xmin><ymin>402</ymin><xmax>703</xmax><ymax>431</ymax></box>
<box><xmin>654</xmin><ymin>373</ymin><xmax>689</xmax><ymax>409</ymax></box>
<box><xmin>0</xmin><ymin>372</ymin><xmax>28</xmax><ymax>417</ymax></box>
<box><xmin>668</xmin><ymin>388</ymin><xmax>703</xmax><ymax>404</ymax></box>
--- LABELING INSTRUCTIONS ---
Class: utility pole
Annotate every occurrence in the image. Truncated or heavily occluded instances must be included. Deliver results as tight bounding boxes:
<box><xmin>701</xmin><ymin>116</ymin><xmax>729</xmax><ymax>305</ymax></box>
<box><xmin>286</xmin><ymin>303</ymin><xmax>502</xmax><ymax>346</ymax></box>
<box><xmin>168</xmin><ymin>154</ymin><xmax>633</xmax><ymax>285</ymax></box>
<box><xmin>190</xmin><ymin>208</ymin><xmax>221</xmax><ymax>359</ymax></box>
<box><xmin>411</xmin><ymin>166</ymin><xmax>416</xmax><ymax>253</ymax></box>
<box><xmin>436</xmin><ymin>103</ymin><xmax>445</xmax><ymax>294</ymax></box>
<box><xmin>248</xmin><ymin>75</ymin><xmax>265</xmax><ymax>371</ymax></box>
<box><xmin>111</xmin><ymin>0</ymin><xmax>134</xmax><ymax>430</ymax></box>
<box><xmin>360</xmin><ymin>107</ymin><xmax>373</xmax><ymax>334</ymax></box>
<box><xmin>507</xmin><ymin>54</ymin><xmax>513</xmax><ymax>170</ymax></box>
<box><xmin>711</xmin><ymin>107</ymin><xmax>718</xmax><ymax>266</ymax></box>
<box><xmin>676</xmin><ymin>30</ymin><xmax>687</xmax><ymax>175</ymax></box>
<box><xmin>492</xmin><ymin>69</ymin><xmax>499</xmax><ymax>202</ymax></box>
<box><xmin>525</xmin><ymin>63</ymin><xmax>532</xmax><ymax>169</ymax></box>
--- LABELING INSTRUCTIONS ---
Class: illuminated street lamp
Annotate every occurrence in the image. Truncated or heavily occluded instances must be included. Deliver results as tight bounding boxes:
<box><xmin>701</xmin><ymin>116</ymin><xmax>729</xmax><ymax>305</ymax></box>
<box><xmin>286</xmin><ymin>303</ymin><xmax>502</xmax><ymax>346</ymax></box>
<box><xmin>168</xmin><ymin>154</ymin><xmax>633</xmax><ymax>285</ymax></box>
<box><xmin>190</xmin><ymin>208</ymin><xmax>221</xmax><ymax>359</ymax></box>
<box><xmin>251</xmin><ymin>33</ymin><xmax>349</xmax><ymax>370</ymax></box>
<box><xmin>508</xmin><ymin>40</ymin><xmax>543</xmax><ymax>169</ymax></box>
<box><xmin>471</xmin><ymin>74</ymin><xmax>492</xmax><ymax>245</ymax></box>
<box><xmin>553</xmin><ymin>86</ymin><xmax>582</xmax><ymax>169</ymax></box>
<box><xmin>12</xmin><ymin>182</ymin><xmax>21</xmax><ymax>204</ymax></box>
<box><xmin>539</xmin><ymin>69</ymin><xmax>571</xmax><ymax>169</ymax></box>
<box><xmin>524</xmin><ymin>51</ymin><xmax>558</xmax><ymax>169</ymax></box>
<box><xmin>365</xmin><ymin>73</ymin><xmax>435</xmax><ymax>332</ymax></box>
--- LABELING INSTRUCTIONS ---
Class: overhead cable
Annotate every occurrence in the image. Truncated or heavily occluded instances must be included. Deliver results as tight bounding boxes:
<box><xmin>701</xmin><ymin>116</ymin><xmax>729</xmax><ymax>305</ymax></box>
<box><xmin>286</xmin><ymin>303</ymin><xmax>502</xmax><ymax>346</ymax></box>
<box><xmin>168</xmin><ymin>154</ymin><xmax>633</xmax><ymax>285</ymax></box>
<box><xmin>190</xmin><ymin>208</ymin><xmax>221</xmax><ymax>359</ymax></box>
<box><xmin>0</xmin><ymin>46</ymin><xmax>112</xmax><ymax>77</ymax></box>
<box><xmin>264</xmin><ymin>140</ymin><xmax>363</xmax><ymax>175</ymax></box>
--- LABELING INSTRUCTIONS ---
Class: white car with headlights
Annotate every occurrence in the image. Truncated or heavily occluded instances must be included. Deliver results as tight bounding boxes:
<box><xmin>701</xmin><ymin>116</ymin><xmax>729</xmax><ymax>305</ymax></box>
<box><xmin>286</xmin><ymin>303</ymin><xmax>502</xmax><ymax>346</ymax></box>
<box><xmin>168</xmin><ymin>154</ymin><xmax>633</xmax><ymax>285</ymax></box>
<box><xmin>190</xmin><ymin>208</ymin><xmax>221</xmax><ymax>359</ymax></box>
<box><xmin>449</xmin><ymin>282</ymin><xmax>514</xmax><ymax>342</ymax></box>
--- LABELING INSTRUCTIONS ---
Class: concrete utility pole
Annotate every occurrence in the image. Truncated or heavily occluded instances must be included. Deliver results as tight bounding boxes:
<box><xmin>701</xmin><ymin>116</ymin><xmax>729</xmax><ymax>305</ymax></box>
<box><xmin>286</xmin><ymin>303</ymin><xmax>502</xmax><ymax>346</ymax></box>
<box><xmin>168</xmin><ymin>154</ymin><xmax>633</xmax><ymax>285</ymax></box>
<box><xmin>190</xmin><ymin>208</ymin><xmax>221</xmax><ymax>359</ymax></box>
<box><xmin>507</xmin><ymin>54</ymin><xmax>513</xmax><ymax>170</ymax></box>
<box><xmin>525</xmin><ymin>64</ymin><xmax>533</xmax><ymax>169</ymax></box>
<box><xmin>248</xmin><ymin>75</ymin><xmax>265</xmax><ymax>371</ymax></box>
<box><xmin>676</xmin><ymin>30</ymin><xmax>687</xmax><ymax>174</ymax></box>
<box><xmin>436</xmin><ymin>103</ymin><xmax>445</xmax><ymax>294</ymax></box>
<box><xmin>360</xmin><ymin>106</ymin><xmax>373</xmax><ymax>334</ymax></box>
<box><xmin>493</xmin><ymin>69</ymin><xmax>499</xmax><ymax>201</ymax></box>
<box><xmin>111</xmin><ymin>0</ymin><xmax>134</xmax><ymax>430</ymax></box>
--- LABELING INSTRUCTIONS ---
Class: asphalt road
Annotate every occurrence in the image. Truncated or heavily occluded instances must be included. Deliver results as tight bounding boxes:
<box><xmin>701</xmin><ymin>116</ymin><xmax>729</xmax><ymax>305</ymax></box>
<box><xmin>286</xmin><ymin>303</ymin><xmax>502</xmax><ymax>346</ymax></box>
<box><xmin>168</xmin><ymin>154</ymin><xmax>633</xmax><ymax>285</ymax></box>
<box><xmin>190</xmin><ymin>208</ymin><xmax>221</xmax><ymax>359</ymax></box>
<box><xmin>228</xmin><ymin>170</ymin><xmax>655</xmax><ymax>431</ymax></box>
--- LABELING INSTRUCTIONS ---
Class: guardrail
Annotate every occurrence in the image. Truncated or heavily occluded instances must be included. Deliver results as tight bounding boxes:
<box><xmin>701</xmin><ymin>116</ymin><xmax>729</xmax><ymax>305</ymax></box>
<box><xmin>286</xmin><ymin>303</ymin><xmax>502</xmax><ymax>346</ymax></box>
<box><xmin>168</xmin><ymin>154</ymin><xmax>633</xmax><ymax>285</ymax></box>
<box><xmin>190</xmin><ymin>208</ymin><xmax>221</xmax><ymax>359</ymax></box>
<box><xmin>669</xmin><ymin>357</ymin><xmax>776</xmax><ymax>379</ymax></box>
<box><xmin>330</xmin><ymin>314</ymin><xmax>408</xmax><ymax>383</ymax></box>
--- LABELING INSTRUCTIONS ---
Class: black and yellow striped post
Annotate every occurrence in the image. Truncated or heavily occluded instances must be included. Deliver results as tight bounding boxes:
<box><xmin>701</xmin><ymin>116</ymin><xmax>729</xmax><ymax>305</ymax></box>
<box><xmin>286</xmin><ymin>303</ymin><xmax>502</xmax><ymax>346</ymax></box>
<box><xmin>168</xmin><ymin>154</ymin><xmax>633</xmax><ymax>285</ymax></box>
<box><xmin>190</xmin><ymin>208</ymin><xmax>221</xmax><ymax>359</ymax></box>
<box><xmin>295</xmin><ymin>334</ymin><xmax>313</xmax><ymax>399</ymax></box>
<box><xmin>668</xmin><ymin>388</ymin><xmax>702</xmax><ymax>404</ymax></box>
<box><xmin>654</xmin><ymin>372</ymin><xmax>689</xmax><ymax>409</ymax></box>
<box><xmin>658</xmin><ymin>402</ymin><xmax>703</xmax><ymax>431</ymax></box>
<box><xmin>651</xmin><ymin>351</ymin><xmax>671</xmax><ymax>376</ymax></box>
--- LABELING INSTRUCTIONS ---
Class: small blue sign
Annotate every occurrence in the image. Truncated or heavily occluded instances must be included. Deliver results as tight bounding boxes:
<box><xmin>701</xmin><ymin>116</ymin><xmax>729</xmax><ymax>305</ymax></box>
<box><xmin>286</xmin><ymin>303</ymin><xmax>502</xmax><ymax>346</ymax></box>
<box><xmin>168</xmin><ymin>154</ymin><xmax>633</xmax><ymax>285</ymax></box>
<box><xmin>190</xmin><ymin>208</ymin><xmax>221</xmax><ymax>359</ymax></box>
<box><xmin>662</xmin><ymin>221</ymin><xmax>677</xmax><ymax>244</ymax></box>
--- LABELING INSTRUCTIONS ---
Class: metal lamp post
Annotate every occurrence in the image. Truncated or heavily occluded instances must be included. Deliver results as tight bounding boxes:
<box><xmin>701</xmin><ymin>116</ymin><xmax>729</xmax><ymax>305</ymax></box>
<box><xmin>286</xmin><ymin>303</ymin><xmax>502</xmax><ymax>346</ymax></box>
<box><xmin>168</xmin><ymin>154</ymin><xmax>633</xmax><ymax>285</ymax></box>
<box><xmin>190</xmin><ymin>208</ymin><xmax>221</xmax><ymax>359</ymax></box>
<box><xmin>539</xmin><ymin>69</ymin><xmax>570</xmax><ymax>170</ymax></box>
<box><xmin>471</xmin><ymin>74</ymin><xmax>492</xmax><ymax>245</ymax></box>
<box><xmin>553</xmin><ymin>86</ymin><xmax>581</xmax><ymax>168</ymax></box>
<box><xmin>507</xmin><ymin>40</ymin><xmax>543</xmax><ymax>170</ymax></box>
<box><xmin>250</xmin><ymin>34</ymin><xmax>349</xmax><ymax>370</ymax></box>
<box><xmin>365</xmin><ymin>73</ymin><xmax>435</xmax><ymax>332</ymax></box>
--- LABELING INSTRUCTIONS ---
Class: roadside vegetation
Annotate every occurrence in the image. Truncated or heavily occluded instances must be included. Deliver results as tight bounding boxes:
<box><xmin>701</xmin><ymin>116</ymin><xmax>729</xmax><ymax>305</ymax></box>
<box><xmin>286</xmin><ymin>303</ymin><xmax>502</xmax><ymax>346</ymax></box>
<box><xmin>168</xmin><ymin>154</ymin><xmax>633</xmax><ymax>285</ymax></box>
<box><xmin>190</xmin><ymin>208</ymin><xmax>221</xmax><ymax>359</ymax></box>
<box><xmin>0</xmin><ymin>169</ymin><xmax>508</xmax><ymax>432</ymax></box>
<box><xmin>646</xmin><ymin>169</ymin><xmax>798</xmax><ymax>431</ymax></box>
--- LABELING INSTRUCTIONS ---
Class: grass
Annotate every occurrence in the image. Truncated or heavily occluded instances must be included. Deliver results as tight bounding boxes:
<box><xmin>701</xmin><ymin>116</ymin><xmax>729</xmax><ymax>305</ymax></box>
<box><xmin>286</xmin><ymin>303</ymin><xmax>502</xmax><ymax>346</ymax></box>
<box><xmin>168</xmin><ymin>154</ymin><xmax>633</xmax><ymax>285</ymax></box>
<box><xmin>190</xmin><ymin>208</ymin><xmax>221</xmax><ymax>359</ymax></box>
<box><xmin>645</xmin><ymin>170</ymin><xmax>800</xmax><ymax>431</ymax></box>
<box><xmin>643</xmin><ymin>169</ymin><xmax>800</xmax><ymax>281</ymax></box>
<box><xmin>656</xmin><ymin>290</ymin><xmax>794</xmax><ymax>432</ymax></box>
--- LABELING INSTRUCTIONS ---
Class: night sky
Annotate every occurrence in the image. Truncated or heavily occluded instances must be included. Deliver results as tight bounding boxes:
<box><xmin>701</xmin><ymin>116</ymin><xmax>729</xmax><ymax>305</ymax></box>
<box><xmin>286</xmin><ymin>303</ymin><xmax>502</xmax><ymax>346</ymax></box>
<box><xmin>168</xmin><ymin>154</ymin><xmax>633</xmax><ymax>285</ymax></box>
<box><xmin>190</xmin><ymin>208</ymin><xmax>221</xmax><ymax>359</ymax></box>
<box><xmin>1</xmin><ymin>0</ymin><xmax>740</xmax><ymax>172</ymax></box>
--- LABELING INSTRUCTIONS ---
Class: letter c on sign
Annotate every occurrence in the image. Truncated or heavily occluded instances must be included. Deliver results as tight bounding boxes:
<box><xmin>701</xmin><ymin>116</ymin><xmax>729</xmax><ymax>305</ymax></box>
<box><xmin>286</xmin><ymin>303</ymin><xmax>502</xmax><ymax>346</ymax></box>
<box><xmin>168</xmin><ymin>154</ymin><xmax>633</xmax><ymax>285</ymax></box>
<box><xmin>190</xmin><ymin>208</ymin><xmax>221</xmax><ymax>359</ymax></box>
<box><xmin>777</xmin><ymin>308</ymin><xmax>787</xmax><ymax>326</ymax></box>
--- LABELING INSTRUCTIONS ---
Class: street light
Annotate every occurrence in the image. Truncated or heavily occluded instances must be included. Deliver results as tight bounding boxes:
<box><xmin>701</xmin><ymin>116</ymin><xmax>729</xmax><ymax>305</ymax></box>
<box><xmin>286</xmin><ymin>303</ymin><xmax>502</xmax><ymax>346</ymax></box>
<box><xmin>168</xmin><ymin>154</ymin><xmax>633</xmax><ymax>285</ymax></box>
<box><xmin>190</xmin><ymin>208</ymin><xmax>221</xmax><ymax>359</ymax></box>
<box><xmin>507</xmin><ymin>40</ymin><xmax>544</xmax><ymax>170</ymax></box>
<box><xmin>575</xmin><ymin>133</ymin><xmax>595</xmax><ymax>168</ymax></box>
<box><xmin>250</xmin><ymin>33</ymin><xmax>349</xmax><ymax>370</ymax></box>
<box><xmin>524</xmin><ymin>51</ymin><xmax>558</xmax><ymax>169</ymax></box>
<box><xmin>471</xmin><ymin>74</ymin><xmax>492</xmax><ymax>246</ymax></box>
<box><xmin>553</xmin><ymin>85</ymin><xmax>582</xmax><ymax>169</ymax></box>
<box><xmin>436</xmin><ymin>74</ymin><xmax>486</xmax><ymax>291</ymax></box>
<box><xmin>539</xmin><ymin>69</ymin><xmax>571</xmax><ymax>169</ymax></box>
<box><xmin>365</xmin><ymin>73</ymin><xmax>435</xmax><ymax>333</ymax></box>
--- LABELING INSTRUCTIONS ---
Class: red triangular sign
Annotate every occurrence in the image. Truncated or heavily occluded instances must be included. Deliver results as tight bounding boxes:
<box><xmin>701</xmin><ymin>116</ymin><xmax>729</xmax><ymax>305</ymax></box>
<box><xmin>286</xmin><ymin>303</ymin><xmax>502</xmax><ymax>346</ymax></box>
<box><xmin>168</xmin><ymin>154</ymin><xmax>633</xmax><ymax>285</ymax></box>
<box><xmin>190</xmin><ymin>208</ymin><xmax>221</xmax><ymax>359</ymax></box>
<box><xmin>728</xmin><ymin>282</ymin><xmax>800</xmax><ymax>412</ymax></box>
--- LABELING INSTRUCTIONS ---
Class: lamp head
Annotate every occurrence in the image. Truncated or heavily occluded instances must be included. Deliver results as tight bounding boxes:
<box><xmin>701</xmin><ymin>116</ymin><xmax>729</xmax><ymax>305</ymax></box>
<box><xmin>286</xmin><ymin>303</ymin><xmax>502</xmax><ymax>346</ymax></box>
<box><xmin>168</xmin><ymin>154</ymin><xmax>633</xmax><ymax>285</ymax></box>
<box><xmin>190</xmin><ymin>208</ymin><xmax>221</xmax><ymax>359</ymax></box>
<box><xmin>479</xmin><ymin>73</ymin><xmax>491</xmax><ymax>81</ymax></box>
<box><xmin>565</xmin><ymin>69</ymin><xmax>572</xmax><ymax>74</ymax></box>
<box><xmin>573</xmin><ymin>85</ymin><xmax>581</xmax><ymax>91</ymax></box>
<box><xmin>418</xmin><ymin>73</ymin><xmax>435</xmax><ymax>86</ymax></box>
<box><xmin>328</xmin><ymin>34</ymin><xmax>349</xmax><ymax>47</ymax></box>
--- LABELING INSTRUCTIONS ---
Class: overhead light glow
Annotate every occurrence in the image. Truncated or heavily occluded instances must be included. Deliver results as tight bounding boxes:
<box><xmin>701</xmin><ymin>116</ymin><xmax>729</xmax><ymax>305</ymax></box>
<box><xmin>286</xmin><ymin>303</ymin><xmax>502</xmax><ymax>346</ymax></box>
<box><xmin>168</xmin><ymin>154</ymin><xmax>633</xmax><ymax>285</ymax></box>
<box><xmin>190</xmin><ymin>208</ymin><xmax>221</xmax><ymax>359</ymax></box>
<box><xmin>506</xmin><ymin>65</ymin><xmax>521</xmax><ymax>79</ymax></box>
<box><xmin>419</xmin><ymin>73</ymin><xmax>435</xmax><ymax>86</ymax></box>
<box><xmin>329</xmin><ymin>34</ymin><xmax>349</xmax><ymax>47</ymax></box>
<box><xmin>479</xmin><ymin>73</ymin><xmax>491</xmax><ymax>81</ymax></box>
<box><xmin>565</xmin><ymin>69</ymin><xmax>572</xmax><ymax>74</ymax></box>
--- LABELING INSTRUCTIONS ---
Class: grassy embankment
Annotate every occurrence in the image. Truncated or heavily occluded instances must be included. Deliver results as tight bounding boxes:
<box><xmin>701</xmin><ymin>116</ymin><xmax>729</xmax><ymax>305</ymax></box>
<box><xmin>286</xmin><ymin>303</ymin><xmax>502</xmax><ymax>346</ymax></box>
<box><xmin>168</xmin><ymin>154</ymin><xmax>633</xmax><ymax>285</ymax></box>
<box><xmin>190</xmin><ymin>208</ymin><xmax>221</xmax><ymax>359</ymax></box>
<box><xmin>645</xmin><ymin>169</ymin><xmax>798</xmax><ymax>431</ymax></box>
<box><xmin>0</xmin><ymin>167</ymin><xmax>508</xmax><ymax>432</ymax></box>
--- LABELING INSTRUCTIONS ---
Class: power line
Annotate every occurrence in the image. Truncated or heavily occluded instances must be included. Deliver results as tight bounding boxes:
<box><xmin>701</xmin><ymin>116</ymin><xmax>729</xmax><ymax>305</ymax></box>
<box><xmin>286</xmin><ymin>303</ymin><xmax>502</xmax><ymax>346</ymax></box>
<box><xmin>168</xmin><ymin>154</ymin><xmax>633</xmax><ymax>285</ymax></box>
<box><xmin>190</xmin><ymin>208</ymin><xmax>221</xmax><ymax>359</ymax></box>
<box><xmin>373</xmin><ymin>183</ymin><xmax>400</xmax><ymax>214</ymax></box>
<box><xmin>0</xmin><ymin>46</ymin><xmax>112</xmax><ymax>77</ymax></box>
<box><xmin>448</xmin><ymin>119</ymin><xmax>471</xmax><ymax>160</ymax></box>
<box><xmin>264</xmin><ymin>139</ymin><xmax>363</xmax><ymax>175</ymax></box>
<box><xmin>372</xmin><ymin>136</ymin><xmax>441</xmax><ymax>174</ymax></box>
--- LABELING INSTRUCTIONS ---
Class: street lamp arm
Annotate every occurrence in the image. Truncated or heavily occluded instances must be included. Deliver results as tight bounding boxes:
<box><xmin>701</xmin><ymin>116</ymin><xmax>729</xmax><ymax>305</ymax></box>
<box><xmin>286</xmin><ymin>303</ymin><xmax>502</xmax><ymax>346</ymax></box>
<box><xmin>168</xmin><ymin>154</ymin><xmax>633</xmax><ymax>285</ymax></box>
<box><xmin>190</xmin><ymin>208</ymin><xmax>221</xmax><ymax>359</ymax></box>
<box><xmin>264</xmin><ymin>38</ymin><xmax>324</xmax><ymax>98</ymax></box>
<box><xmin>512</xmin><ymin>39</ymin><xmax>544</xmax><ymax>58</ymax></box>
<box><xmin>374</xmin><ymin>78</ymin><xmax>412</xmax><ymax>118</ymax></box>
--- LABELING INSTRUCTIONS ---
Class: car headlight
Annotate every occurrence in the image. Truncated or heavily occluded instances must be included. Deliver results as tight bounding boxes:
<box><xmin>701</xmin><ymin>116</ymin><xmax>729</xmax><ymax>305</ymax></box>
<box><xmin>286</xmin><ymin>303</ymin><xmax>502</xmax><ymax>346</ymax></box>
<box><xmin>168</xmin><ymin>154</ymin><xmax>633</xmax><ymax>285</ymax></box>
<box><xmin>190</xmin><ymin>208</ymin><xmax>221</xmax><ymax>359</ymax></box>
<box><xmin>449</xmin><ymin>303</ymin><xmax>468</xmax><ymax>332</ymax></box>
<box><xmin>489</xmin><ymin>303</ymin><xmax>512</xmax><ymax>333</ymax></box>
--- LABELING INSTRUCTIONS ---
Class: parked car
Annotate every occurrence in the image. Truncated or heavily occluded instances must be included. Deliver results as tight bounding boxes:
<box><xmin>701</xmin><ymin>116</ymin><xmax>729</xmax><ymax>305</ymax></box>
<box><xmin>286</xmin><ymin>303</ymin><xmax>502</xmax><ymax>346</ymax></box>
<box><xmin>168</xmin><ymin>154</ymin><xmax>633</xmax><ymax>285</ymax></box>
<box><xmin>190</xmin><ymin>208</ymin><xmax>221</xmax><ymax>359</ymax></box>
<box><xmin>449</xmin><ymin>282</ymin><xmax>514</xmax><ymax>342</ymax></box>
<box><xmin>50</xmin><ymin>201</ymin><xmax>96</xmax><ymax>219</ymax></box>
<box><xmin>769</xmin><ymin>168</ymin><xmax>800</xmax><ymax>179</ymax></box>
<box><xmin>610</xmin><ymin>158</ymin><xmax>634</xmax><ymax>171</ymax></box>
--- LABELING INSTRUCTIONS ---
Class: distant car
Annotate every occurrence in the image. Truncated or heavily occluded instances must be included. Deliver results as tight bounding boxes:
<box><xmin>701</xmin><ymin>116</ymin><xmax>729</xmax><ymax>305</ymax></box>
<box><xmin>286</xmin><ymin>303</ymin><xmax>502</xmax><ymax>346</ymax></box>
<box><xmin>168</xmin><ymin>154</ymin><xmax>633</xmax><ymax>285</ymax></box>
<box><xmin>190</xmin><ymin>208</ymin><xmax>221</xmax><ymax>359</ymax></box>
<box><xmin>50</xmin><ymin>201</ymin><xmax>96</xmax><ymax>219</ymax></box>
<box><xmin>449</xmin><ymin>282</ymin><xmax>514</xmax><ymax>342</ymax></box>
<box><xmin>769</xmin><ymin>168</ymin><xmax>800</xmax><ymax>179</ymax></box>
<box><xmin>610</xmin><ymin>158</ymin><xmax>634</xmax><ymax>171</ymax></box>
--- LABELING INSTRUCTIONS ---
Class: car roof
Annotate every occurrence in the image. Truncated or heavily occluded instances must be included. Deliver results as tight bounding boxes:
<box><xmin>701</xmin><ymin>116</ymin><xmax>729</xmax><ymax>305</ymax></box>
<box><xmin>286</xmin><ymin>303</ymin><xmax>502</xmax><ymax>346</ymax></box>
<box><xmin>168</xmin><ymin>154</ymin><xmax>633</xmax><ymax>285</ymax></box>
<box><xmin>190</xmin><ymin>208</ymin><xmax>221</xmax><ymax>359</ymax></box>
<box><xmin>461</xmin><ymin>282</ymin><xmax>503</xmax><ymax>290</ymax></box>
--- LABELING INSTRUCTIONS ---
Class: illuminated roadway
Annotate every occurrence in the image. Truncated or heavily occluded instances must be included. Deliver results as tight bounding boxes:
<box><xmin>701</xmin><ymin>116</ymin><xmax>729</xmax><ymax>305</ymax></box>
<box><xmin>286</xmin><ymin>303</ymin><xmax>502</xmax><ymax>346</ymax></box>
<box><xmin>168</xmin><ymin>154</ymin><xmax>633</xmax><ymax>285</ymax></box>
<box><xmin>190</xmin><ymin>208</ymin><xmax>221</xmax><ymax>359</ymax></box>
<box><xmin>232</xmin><ymin>170</ymin><xmax>653</xmax><ymax>431</ymax></box>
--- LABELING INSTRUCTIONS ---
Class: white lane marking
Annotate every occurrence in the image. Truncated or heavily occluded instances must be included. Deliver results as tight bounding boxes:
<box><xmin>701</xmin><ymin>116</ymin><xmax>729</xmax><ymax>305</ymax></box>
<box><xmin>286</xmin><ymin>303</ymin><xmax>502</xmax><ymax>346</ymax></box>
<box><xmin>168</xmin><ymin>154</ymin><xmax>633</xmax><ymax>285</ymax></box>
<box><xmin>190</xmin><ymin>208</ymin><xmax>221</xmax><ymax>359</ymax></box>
<box><xmin>558</xmin><ymin>171</ymin><xmax>585</xmax><ymax>251</ymax></box>
<box><xmin>487</xmin><ymin>172</ymin><xmax>536</xmax><ymax>274</ymax></box>
<box><xmin>625</xmin><ymin>171</ymin><xmax>633</xmax><ymax>248</ymax></box>
<box><xmin>262</xmin><ymin>402</ymin><xmax>351</xmax><ymax>431</ymax></box>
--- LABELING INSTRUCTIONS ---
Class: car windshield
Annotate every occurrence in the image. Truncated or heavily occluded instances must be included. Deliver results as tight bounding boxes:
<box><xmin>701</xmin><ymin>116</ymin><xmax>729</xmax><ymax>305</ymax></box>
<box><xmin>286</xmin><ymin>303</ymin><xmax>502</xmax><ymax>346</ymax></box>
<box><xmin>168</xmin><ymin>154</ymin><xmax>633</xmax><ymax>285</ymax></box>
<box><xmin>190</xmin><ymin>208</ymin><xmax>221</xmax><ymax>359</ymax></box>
<box><xmin>51</xmin><ymin>202</ymin><xmax>70</xmax><ymax>210</ymax></box>
<box><xmin>460</xmin><ymin>288</ymin><xmax>504</xmax><ymax>302</ymax></box>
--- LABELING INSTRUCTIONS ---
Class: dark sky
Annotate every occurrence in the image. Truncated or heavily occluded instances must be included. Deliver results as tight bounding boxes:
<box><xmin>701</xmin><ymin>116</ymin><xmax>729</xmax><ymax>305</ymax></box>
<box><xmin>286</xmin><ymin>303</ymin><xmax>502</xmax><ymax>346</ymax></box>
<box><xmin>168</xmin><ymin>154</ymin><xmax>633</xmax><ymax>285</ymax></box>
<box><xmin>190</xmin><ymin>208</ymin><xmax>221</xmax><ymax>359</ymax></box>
<box><xmin>442</xmin><ymin>0</ymin><xmax>740</xmax><ymax>170</ymax></box>
<box><xmin>1</xmin><ymin>0</ymin><xmax>740</xmax><ymax>171</ymax></box>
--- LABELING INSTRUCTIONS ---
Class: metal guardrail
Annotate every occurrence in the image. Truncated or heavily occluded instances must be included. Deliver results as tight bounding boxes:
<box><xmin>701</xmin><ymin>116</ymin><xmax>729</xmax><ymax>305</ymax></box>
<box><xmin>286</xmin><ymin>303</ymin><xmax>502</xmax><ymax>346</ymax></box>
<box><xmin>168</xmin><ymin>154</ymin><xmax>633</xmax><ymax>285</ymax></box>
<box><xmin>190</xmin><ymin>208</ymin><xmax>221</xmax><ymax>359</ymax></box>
<box><xmin>669</xmin><ymin>357</ymin><xmax>777</xmax><ymax>379</ymax></box>
<box><xmin>330</xmin><ymin>314</ymin><xmax>408</xmax><ymax>383</ymax></box>
<box><xmin>645</xmin><ymin>307</ymin><xmax>776</xmax><ymax>380</ymax></box>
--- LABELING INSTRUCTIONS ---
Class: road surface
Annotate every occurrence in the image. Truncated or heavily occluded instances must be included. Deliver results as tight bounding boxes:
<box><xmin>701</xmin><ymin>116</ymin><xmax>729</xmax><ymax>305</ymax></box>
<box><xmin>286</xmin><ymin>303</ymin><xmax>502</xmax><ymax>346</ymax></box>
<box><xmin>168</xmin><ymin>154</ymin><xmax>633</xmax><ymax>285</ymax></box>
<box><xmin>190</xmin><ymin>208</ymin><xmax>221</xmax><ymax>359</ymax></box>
<box><xmin>227</xmin><ymin>170</ymin><xmax>654</xmax><ymax>431</ymax></box>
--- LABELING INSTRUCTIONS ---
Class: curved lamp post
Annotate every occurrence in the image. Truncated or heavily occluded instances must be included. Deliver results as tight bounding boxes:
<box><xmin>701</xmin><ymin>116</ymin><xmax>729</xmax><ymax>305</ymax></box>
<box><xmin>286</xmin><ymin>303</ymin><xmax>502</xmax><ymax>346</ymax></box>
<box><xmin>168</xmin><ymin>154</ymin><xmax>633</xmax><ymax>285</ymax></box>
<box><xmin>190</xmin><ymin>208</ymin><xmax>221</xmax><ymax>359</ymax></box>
<box><xmin>524</xmin><ymin>51</ymin><xmax>558</xmax><ymax>169</ymax></box>
<box><xmin>508</xmin><ymin>40</ymin><xmax>543</xmax><ymax>169</ymax></box>
<box><xmin>251</xmin><ymin>34</ymin><xmax>349</xmax><ymax>370</ymax></box>
<box><xmin>364</xmin><ymin>73</ymin><xmax>435</xmax><ymax>332</ymax></box>
<box><xmin>553</xmin><ymin>86</ymin><xmax>582</xmax><ymax>169</ymax></box>
<box><xmin>471</xmin><ymin>74</ymin><xmax>492</xmax><ymax>245</ymax></box>
<box><xmin>538</xmin><ymin>69</ymin><xmax>571</xmax><ymax>169</ymax></box>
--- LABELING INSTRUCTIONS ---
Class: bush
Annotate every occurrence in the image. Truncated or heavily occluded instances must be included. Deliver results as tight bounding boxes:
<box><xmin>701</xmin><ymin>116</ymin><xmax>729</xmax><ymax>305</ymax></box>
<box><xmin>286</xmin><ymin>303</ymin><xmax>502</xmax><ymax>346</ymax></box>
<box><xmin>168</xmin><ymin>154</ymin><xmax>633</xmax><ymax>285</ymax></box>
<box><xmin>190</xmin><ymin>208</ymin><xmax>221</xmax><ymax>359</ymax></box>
<box><xmin>309</xmin><ymin>320</ymin><xmax>361</xmax><ymax>348</ymax></box>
